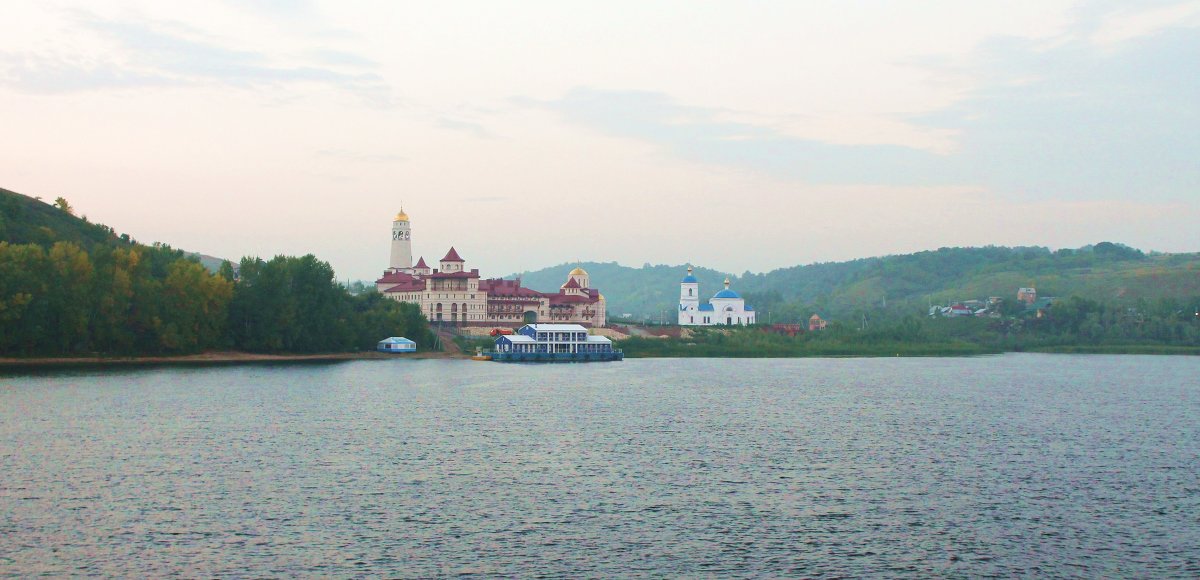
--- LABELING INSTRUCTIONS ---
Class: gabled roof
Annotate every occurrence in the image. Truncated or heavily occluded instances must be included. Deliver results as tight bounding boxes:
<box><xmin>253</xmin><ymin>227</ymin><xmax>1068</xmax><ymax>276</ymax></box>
<box><xmin>548</xmin><ymin>293</ymin><xmax>596</xmax><ymax>305</ymax></box>
<box><xmin>385</xmin><ymin>281</ymin><xmax>425</xmax><ymax>292</ymax></box>
<box><xmin>414</xmin><ymin>256</ymin><xmax>428</xmax><ymax>268</ymax></box>
<box><xmin>428</xmin><ymin>270</ymin><xmax>479</xmax><ymax>279</ymax></box>
<box><xmin>441</xmin><ymin>247</ymin><xmax>464</xmax><ymax>262</ymax></box>
<box><xmin>481</xmin><ymin>278</ymin><xmax>546</xmax><ymax>298</ymax></box>
<box><xmin>376</xmin><ymin>271</ymin><xmax>417</xmax><ymax>284</ymax></box>
<box><xmin>499</xmin><ymin>334</ymin><xmax>536</xmax><ymax>343</ymax></box>
<box><xmin>699</xmin><ymin>304</ymin><xmax>715</xmax><ymax>311</ymax></box>
<box><xmin>562</xmin><ymin>277</ymin><xmax>581</xmax><ymax>289</ymax></box>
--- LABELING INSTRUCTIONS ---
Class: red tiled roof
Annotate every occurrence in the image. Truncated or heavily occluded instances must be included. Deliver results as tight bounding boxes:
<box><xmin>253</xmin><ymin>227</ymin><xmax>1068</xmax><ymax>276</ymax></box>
<box><xmin>385</xmin><ymin>281</ymin><xmax>425</xmax><ymax>292</ymax></box>
<box><xmin>562</xmin><ymin>278</ymin><xmax>581</xmax><ymax>289</ymax></box>
<box><xmin>414</xmin><ymin>256</ymin><xmax>428</xmax><ymax>268</ymax></box>
<box><xmin>548</xmin><ymin>293</ymin><xmax>597</xmax><ymax>305</ymax></box>
<box><xmin>441</xmin><ymin>247</ymin><xmax>464</xmax><ymax>262</ymax></box>
<box><xmin>480</xmin><ymin>278</ymin><xmax>544</xmax><ymax>297</ymax></box>
<box><xmin>376</xmin><ymin>271</ymin><xmax>417</xmax><ymax>284</ymax></box>
<box><xmin>428</xmin><ymin>270</ymin><xmax>479</xmax><ymax>279</ymax></box>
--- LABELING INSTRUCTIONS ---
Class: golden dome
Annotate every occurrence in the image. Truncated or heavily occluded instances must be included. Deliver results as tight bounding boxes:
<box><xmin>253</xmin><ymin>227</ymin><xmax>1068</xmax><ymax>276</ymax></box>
<box><xmin>598</xmin><ymin>293</ymin><xmax>606</xmax><ymax>301</ymax></box>
<box><xmin>394</xmin><ymin>208</ymin><xmax>409</xmax><ymax>222</ymax></box>
<box><xmin>569</xmin><ymin>267</ymin><xmax>588</xmax><ymax>276</ymax></box>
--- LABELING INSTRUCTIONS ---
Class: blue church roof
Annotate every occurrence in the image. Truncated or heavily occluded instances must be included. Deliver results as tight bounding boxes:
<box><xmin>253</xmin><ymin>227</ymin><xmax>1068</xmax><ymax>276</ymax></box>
<box><xmin>713</xmin><ymin>289</ymin><xmax>741</xmax><ymax>299</ymax></box>
<box><xmin>681</xmin><ymin>275</ymin><xmax>698</xmax><ymax>283</ymax></box>
<box><xmin>745</xmin><ymin>306</ymin><xmax>754</xmax><ymax>311</ymax></box>
<box><xmin>698</xmin><ymin>304</ymin><xmax>715</xmax><ymax>311</ymax></box>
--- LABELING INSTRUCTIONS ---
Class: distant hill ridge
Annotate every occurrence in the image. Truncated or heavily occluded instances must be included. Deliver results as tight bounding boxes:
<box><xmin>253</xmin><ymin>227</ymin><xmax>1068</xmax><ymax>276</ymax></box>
<box><xmin>514</xmin><ymin>244</ymin><xmax>1200</xmax><ymax>321</ymax></box>
<box><xmin>0</xmin><ymin>187</ymin><xmax>130</xmax><ymax>248</ymax></box>
<box><xmin>7</xmin><ymin>186</ymin><xmax>1195</xmax><ymax>322</ymax></box>
<box><xmin>1</xmin><ymin>187</ymin><xmax>227</xmax><ymax>272</ymax></box>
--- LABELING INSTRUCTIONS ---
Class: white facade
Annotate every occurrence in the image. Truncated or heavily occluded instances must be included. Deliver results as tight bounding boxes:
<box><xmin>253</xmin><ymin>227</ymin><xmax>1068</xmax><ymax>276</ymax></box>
<box><xmin>677</xmin><ymin>267</ymin><xmax>756</xmax><ymax>326</ymax></box>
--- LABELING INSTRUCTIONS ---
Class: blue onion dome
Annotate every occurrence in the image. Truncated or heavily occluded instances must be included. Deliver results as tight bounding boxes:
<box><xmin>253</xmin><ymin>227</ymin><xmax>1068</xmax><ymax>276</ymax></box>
<box><xmin>713</xmin><ymin>276</ymin><xmax>739</xmax><ymax>298</ymax></box>
<box><xmin>681</xmin><ymin>265</ymin><xmax>698</xmax><ymax>283</ymax></box>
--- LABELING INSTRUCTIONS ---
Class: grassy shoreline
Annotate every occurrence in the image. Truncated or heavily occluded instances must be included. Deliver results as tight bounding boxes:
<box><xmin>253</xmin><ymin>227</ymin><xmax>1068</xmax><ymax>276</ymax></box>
<box><xmin>1024</xmin><ymin>344</ymin><xmax>1200</xmax><ymax>355</ymax></box>
<box><xmin>0</xmin><ymin>350</ymin><xmax>463</xmax><ymax>370</ymax></box>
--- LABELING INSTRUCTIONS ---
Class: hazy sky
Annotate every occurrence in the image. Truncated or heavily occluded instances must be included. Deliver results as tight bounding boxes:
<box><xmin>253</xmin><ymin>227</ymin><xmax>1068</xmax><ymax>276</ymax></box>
<box><xmin>2</xmin><ymin>1</ymin><xmax>1198</xmax><ymax>280</ymax></box>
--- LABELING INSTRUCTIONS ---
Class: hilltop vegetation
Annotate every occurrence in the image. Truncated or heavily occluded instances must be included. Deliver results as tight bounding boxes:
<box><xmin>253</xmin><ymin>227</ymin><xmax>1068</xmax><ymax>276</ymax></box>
<box><xmin>1</xmin><ymin>187</ymin><xmax>432</xmax><ymax>356</ymax></box>
<box><xmin>0</xmin><ymin>187</ymin><xmax>135</xmax><ymax>248</ymax></box>
<box><xmin>515</xmin><ymin>261</ymin><xmax>732</xmax><ymax>319</ymax></box>
<box><xmin>619</xmin><ymin>300</ymin><xmax>1200</xmax><ymax>358</ymax></box>
<box><xmin>517</xmin><ymin>244</ymin><xmax>1200</xmax><ymax>322</ymax></box>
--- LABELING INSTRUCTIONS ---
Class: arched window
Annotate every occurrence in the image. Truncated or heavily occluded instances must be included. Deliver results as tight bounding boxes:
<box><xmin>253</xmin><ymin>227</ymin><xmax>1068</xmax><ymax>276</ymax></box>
<box><xmin>436</xmin><ymin>303</ymin><xmax>442</xmax><ymax>312</ymax></box>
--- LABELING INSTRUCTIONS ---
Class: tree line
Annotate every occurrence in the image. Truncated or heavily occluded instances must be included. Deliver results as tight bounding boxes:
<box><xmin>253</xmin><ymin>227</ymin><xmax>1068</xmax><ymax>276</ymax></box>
<box><xmin>0</xmin><ymin>240</ymin><xmax>434</xmax><ymax>357</ymax></box>
<box><xmin>616</xmin><ymin>295</ymin><xmax>1200</xmax><ymax>358</ymax></box>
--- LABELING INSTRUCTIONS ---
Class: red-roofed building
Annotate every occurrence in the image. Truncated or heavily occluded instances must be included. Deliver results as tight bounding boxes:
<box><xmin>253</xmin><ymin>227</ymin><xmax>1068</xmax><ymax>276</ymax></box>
<box><xmin>375</xmin><ymin>210</ymin><xmax>606</xmax><ymax>326</ymax></box>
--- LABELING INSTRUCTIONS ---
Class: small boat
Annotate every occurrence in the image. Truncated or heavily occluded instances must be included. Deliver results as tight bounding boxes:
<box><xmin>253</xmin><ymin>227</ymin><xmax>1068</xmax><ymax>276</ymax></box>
<box><xmin>471</xmin><ymin>347</ymin><xmax>492</xmax><ymax>361</ymax></box>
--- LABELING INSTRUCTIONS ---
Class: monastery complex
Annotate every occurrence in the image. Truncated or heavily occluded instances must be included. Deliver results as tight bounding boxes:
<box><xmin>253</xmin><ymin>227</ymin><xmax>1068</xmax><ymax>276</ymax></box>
<box><xmin>375</xmin><ymin>209</ymin><xmax>607</xmax><ymax>327</ymax></box>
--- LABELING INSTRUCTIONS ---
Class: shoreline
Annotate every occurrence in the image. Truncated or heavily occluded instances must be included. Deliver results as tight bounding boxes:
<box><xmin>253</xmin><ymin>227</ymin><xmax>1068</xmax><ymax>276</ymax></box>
<box><xmin>3</xmin><ymin>345</ymin><xmax>1197</xmax><ymax>370</ymax></box>
<box><xmin>0</xmin><ymin>350</ymin><xmax>467</xmax><ymax>369</ymax></box>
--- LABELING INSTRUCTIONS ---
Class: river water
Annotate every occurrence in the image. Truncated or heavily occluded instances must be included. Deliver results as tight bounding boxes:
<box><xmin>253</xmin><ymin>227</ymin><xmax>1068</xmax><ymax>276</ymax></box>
<box><xmin>1</xmin><ymin>355</ymin><xmax>1197</xmax><ymax>577</ymax></box>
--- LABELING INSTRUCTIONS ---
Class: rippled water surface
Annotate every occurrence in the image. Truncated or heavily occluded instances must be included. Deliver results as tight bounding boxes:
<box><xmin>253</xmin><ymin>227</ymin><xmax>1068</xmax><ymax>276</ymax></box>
<box><xmin>2</xmin><ymin>355</ymin><xmax>1198</xmax><ymax>577</ymax></box>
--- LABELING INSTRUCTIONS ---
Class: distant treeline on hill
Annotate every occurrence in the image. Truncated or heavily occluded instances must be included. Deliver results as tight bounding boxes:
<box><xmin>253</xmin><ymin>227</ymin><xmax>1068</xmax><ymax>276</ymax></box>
<box><xmin>516</xmin><ymin>243</ymin><xmax>1200</xmax><ymax>323</ymax></box>
<box><xmin>617</xmin><ymin>299</ymin><xmax>1200</xmax><ymax>357</ymax></box>
<box><xmin>0</xmin><ymin>187</ymin><xmax>433</xmax><ymax>357</ymax></box>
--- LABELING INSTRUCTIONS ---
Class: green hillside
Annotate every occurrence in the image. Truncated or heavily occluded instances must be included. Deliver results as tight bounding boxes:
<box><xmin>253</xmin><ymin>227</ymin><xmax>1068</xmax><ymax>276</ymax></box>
<box><xmin>0</xmin><ymin>187</ymin><xmax>132</xmax><ymax>248</ymax></box>
<box><xmin>2</xmin><ymin>186</ymin><xmax>433</xmax><ymax>357</ymax></box>
<box><xmin>514</xmin><ymin>261</ymin><xmax>731</xmax><ymax>320</ymax></box>
<box><xmin>1</xmin><ymin>187</ymin><xmax>229</xmax><ymax>273</ymax></box>
<box><xmin>514</xmin><ymin>244</ymin><xmax>1200</xmax><ymax>322</ymax></box>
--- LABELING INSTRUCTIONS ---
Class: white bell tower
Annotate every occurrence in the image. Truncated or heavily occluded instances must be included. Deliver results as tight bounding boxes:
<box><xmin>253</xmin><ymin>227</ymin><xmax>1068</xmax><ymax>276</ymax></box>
<box><xmin>679</xmin><ymin>265</ymin><xmax>700</xmax><ymax>325</ymax></box>
<box><xmin>389</xmin><ymin>208</ymin><xmax>412</xmax><ymax>271</ymax></box>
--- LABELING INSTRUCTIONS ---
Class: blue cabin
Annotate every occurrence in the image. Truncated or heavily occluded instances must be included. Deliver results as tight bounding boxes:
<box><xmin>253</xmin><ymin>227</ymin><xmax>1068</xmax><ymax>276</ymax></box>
<box><xmin>377</xmin><ymin>336</ymin><xmax>417</xmax><ymax>353</ymax></box>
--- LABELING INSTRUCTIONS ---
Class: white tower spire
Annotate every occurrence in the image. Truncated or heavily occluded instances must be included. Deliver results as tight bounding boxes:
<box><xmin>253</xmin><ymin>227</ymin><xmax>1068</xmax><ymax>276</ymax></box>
<box><xmin>389</xmin><ymin>207</ymin><xmax>412</xmax><ymax>271</ymax></box>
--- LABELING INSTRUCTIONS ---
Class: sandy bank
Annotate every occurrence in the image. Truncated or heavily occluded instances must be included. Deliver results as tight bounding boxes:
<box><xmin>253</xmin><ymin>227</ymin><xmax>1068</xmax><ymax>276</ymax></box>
<box><xmin>0</xmin><ymin>350</ymin><xmax>467</xmax><ymax>369</ymax></box>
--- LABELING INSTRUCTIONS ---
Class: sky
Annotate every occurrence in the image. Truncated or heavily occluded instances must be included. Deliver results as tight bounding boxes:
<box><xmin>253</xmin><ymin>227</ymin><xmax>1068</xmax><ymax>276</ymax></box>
<box><xmin>1</xmin><ymin>0</ymin><xmax>1198</xmax><ymax>280</ymax></box>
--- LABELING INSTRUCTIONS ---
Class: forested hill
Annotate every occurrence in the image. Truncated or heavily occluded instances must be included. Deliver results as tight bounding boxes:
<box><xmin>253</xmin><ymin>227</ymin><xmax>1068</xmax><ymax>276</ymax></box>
<box><xmin>0</xmin><ymin>187</ymin><xmax>134</xmax><ymax>248</ymax></box>
<box><xmin>1</xmin><ymin>187</ymin><xmax>433</xmax><ymax>357</ymax></box>
<box><xmin>515</xmin><ymin>244</ymin><xmax>1200</xmax><ymax>322</ymax></box>
<box><xmin>514</xmin><ymin>262</ymin><xmax>732</xmax><ymax>319</ymax></box>
<box><xmin>1</xmin><ymin>187</ymin><xmax>228</xmax><ymax>272</ymax></box>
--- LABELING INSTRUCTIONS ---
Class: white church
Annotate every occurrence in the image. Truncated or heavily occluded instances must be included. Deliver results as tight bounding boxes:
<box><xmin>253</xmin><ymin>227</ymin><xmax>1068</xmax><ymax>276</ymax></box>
<box><xmin>678</xmin><ymin>266</ymin><xmax>756</xmax><ymax>326</ymax></box>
